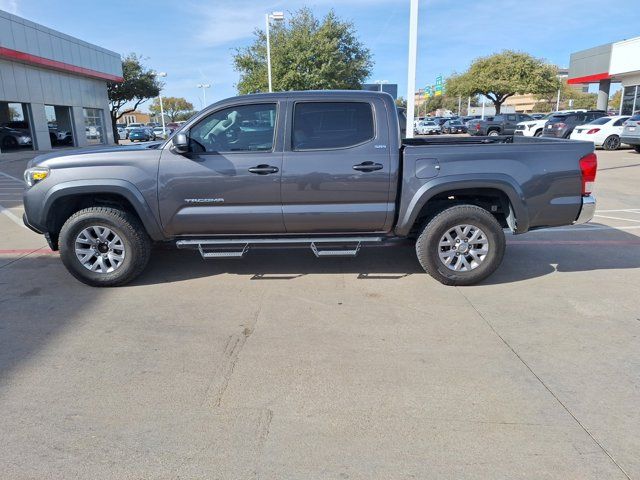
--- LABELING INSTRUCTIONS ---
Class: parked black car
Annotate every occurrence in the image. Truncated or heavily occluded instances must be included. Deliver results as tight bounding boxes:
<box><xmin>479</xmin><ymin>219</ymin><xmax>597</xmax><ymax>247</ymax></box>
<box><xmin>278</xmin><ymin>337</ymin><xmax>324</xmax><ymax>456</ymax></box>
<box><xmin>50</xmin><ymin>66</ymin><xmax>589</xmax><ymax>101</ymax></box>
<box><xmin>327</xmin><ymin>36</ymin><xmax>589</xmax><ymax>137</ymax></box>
<box><xmin>471</xmin><ymin>113</ymin><xmax>534</xmax><ymax>136</ymax></box>
<box><xmin>442</xmin><ymin>119</ymin><xmax>467</xmax><ymax>134</ymax></box>
<box><xmin>541</xmin><ymin>110</ymin><xmax>607</xmax><ymax>139</ymax></box>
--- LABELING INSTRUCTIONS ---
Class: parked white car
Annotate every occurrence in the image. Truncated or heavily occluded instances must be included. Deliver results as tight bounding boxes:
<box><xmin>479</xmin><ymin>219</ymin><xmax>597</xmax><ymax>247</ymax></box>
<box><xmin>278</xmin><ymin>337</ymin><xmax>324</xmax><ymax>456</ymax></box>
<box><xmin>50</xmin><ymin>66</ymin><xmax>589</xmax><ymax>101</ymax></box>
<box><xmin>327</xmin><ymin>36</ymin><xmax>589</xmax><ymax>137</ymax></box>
<box><xmin>125</xmin><ymin>122</ymin><xmax>145</xmax><ymax>134</ymax></box>
<box><xmin>570</xmin><ymin>115</ymin><xmax>630</xmax><ymax>150</ymax></box>
<box><xmin>415</xmin><ymin>120</ymin><xmax>441</xmax><ymax>135</ymax></box>
<box><xmin>515</xmin><ymin>110</ymin><xmax>587</xmax><ymax>137</ymax></box>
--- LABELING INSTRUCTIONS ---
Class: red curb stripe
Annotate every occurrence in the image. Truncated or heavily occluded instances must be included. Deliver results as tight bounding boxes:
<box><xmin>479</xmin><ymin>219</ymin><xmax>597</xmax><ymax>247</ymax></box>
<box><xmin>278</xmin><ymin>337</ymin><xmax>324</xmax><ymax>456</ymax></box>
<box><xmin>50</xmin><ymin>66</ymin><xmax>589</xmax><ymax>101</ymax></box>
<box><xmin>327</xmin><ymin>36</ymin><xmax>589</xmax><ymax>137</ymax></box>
<box><xmin>507</xmin><ymin>240</ymin><xmax>640</xmax><ymax>245</ymax></box>
<box><xmin>0</xmin><ymin>249</ymin><xmax>56</xmax><ymax>255</ymax></box>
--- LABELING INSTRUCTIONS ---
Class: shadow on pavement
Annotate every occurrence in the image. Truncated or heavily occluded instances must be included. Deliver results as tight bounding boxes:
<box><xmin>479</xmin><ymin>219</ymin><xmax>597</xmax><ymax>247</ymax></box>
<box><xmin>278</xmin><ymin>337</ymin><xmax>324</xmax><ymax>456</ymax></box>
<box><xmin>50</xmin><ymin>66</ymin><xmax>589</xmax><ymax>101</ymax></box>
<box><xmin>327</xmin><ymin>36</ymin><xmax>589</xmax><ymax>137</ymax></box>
<box><xmin>130</xmin><ymin>225</ymin><xmax>640</xmax><ymax>286</ymax></box>
<box><xmin>0</xmin><ymin>254</ymin><xmax>95</xmax><ymax>380</ymax></box>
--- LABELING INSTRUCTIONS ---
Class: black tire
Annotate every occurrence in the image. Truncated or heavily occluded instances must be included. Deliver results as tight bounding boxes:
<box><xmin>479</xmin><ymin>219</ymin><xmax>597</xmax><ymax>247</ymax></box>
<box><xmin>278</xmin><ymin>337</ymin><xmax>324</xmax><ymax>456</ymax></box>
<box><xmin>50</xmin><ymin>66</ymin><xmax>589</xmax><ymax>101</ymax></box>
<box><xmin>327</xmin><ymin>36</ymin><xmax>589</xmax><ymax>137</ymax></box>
<box><xmin>635</xmin><ymin>146</ymin><xmax>640</xmax><ymax>153</ymax></box>
<box><xmin>59</xmin><ymin>207</ymin><xmax>151</xmax><ymax>287</ymax></box>
<box><xmin>487</xmin><ymin>130</ymin><xmax>499</xmax><ymax>137</ymax></box>
<box><xmin>534</xmin><ymin>130</ymin><xmax>543</xmax><ymax>137</ymax></box>
<box><xmin>602</xmin><ymin>135</ymin><xmax>621</xmax><ymax>151</ymax></box>
<box><xmin>415</xmin><ymin>205</ymin><xmax>506</xmax><ymax>286</ymax></box>
<box><xmin>2</xmin><ymin>136</ymin><xmax>18</xmax><ymax>149</ymax></box>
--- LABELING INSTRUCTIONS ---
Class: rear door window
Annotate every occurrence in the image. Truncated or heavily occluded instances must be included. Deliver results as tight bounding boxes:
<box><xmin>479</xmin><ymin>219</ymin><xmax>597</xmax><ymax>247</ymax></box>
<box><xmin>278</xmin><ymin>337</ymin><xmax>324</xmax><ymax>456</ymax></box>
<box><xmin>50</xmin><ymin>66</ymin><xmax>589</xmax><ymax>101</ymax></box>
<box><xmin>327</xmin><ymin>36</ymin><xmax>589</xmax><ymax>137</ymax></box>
<box><xmin>292</xmin><ymin>102</ymin><xmax>374</xmax><ymax>150</ymax></box>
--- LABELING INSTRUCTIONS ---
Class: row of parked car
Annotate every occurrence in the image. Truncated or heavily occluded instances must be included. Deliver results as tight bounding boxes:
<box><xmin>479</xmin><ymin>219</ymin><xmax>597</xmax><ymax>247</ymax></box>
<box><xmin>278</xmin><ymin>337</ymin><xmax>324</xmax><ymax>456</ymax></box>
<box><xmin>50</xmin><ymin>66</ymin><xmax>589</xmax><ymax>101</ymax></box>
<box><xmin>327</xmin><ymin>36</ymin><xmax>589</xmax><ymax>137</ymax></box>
<box><xmin>413</xmin><ymin>117</ymin><xmax>468</xmax><ymax>135</ymax></box>
<box><xmin>116</xmin><ymin>121</ymin><xmax>185</xmax><ymax>142</ymax></box>
<box><xmin>514</xmin><ymin>110</ymin><xmax>640</xmax><ymax>151</ymax></box>
<box><xmin>414</xmin><ymin>110</ymin><xmax>640</xmax><ymax>152</ymax></box>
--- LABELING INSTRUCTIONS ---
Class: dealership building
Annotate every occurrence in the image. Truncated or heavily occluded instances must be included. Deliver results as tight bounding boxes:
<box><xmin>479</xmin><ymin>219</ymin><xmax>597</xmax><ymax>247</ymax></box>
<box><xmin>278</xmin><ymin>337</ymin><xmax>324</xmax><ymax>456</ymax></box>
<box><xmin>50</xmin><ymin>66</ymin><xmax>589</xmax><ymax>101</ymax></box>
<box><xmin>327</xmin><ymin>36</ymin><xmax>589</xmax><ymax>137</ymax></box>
<box><xmin>568</xmin><ymin>36</ymin><xmax>640</xmax><ymax>114</ymax></box>
<box><xmin>0</xmin><ymin>9</ymin><xmax>122</xmax><ymax>153</ymax></box>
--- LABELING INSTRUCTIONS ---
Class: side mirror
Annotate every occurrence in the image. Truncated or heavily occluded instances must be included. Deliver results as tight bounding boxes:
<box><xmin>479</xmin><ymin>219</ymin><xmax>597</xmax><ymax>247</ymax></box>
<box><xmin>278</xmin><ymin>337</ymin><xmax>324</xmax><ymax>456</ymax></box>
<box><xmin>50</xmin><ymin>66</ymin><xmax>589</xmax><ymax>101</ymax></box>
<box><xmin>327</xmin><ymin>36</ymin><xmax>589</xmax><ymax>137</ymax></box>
<box><xmin>171</xmin><ymin>132</ymin><xmax>189</xmax><ymax>154</ymax></box>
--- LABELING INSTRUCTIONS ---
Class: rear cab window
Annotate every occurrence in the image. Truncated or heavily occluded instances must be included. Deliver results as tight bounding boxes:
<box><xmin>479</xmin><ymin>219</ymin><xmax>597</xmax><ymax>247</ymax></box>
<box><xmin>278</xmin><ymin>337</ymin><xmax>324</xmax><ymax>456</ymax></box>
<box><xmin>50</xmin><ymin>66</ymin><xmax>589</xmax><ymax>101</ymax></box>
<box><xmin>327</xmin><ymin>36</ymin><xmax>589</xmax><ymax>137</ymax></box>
<box><xmin>292</xmin><ymin>102</ymin><xmax>375</xmax><ymax>150</ymax></box>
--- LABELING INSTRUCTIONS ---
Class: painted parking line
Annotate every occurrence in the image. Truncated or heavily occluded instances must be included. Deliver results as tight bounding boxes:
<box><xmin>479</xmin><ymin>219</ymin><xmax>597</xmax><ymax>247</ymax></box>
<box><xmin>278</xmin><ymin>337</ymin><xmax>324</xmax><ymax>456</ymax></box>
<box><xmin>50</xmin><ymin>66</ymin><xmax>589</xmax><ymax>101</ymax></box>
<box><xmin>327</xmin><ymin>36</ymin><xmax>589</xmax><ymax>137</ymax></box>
<box><xmin>593</xmin><ymin>214</ymin><xmax>640</xmax><ymax>223</ymax></box>
<box><xmin>0</xmin><ymin>205</ymin><xmax>26</xmax><ymax>228</ymax></box>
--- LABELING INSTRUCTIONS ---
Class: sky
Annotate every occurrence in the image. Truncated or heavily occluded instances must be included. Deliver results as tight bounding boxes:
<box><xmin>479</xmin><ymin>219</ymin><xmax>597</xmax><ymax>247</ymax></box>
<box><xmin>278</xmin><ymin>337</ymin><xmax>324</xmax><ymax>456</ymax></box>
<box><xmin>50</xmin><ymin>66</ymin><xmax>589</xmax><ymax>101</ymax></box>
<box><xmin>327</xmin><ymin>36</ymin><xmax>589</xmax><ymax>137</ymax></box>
<box><xmin>1</xmin><ymin>0</ymin><xmax>638</xmax><ymax>111</ymax></box>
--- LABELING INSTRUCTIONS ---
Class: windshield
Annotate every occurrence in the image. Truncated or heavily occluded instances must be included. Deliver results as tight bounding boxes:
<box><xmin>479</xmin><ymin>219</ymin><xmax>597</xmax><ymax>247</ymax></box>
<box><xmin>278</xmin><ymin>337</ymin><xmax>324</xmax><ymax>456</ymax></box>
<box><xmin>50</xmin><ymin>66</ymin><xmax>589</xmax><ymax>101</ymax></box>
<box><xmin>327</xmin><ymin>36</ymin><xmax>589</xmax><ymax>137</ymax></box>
<box><xmin>421</xmin><ymin>121</ymin><xmax>435</xmax><ymax>126</ymax></box>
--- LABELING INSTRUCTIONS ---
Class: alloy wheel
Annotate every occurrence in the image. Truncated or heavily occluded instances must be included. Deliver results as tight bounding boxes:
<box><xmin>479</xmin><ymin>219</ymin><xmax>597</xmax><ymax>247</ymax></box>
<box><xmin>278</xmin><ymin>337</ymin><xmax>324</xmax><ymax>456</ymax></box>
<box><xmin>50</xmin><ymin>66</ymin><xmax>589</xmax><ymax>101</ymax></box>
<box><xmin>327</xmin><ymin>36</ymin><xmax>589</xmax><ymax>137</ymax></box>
<box><xmin>438</xmin><ymin>224</ymin><xmax>489</xmax><ymax>272</ymax></box>
<box><xmin>74</xmin><ymin>226</ymin><xmax>126</xmax><ymax>273</ymax></box>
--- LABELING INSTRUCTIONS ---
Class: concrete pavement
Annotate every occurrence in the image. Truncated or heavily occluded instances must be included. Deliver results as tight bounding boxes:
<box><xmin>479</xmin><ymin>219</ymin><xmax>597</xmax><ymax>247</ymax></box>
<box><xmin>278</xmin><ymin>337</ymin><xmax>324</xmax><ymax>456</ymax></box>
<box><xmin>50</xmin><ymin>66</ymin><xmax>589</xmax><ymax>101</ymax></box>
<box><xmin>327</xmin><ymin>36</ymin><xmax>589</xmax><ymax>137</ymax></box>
<box><xmin>0</xmin><ymin>148</ymin><xmax>638</xmax><ymax>479</ymax></box>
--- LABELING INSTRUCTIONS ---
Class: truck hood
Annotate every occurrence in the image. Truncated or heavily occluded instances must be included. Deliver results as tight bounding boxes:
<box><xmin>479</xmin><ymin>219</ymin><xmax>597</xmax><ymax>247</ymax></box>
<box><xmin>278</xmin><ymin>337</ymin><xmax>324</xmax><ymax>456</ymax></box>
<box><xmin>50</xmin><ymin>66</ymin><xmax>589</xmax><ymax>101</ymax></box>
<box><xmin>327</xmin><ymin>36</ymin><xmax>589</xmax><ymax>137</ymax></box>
<box><xmin>28</xmin><ymin>142</ymin><xmax>164</xmax><ymax>169</ymax></box>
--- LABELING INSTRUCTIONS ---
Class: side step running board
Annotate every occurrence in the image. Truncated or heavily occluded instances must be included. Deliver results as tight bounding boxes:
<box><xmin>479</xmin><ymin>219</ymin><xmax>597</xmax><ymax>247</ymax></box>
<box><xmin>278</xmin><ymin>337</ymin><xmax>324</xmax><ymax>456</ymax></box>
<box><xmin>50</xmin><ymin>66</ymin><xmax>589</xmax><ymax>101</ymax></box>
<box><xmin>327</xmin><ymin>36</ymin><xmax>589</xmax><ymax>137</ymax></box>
<box><xmin>176</xmin><ymin>236</ymin><xmax>383</xmax><ymax>260</ymax></box>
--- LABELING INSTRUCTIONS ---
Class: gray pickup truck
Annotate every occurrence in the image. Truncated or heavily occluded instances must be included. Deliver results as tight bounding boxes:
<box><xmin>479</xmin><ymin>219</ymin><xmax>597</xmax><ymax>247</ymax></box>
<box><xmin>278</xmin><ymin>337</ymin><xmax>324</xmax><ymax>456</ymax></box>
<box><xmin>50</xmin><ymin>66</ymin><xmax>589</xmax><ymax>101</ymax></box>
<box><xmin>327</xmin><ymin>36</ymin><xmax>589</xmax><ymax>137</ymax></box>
<box><xmin>22</xmin><ymin>91</ymin><xmax>597</xmax><ymax>287</ymax></box>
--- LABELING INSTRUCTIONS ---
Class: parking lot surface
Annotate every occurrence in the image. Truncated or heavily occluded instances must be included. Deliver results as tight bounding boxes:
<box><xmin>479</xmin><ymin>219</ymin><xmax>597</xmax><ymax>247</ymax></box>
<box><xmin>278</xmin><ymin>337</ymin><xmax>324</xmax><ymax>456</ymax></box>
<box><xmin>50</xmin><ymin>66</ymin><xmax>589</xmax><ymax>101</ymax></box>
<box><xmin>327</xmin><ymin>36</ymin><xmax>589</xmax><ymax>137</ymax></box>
<box><xmin>1</xmin><ymin>147</ymin><xmax>639</xmax><ymax>479</ymax></box>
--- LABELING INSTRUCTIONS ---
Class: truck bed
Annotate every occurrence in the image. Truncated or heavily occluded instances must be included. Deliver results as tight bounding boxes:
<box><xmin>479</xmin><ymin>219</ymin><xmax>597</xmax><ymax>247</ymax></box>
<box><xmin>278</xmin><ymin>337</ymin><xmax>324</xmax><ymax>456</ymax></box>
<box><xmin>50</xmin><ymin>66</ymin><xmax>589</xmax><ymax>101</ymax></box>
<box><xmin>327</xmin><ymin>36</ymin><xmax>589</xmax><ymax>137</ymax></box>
<box><xmin>395</xmin><ymin>135</ymin><xmax>595</xmax><ymax>236</ymax></box>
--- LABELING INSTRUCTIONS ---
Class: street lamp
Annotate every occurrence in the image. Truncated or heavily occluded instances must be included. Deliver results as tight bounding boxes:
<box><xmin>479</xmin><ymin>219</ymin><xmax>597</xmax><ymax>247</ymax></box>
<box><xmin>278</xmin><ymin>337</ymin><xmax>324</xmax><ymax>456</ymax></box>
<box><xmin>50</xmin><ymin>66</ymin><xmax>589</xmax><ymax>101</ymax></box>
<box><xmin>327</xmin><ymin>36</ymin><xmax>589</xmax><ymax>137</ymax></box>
<box><xmin>265</xmin><ymin>11</ymin><xmax>284</xmax><ymax>93</ymax></box>
<box><xmin>153</xmin><ymin>71</ymin><xmax>167</xmax><ymax>135</ymax></box>
<box><xmin>197</xmin><ymin>83</ymin><xmax>211</xmax><ymax>107</ymax></box>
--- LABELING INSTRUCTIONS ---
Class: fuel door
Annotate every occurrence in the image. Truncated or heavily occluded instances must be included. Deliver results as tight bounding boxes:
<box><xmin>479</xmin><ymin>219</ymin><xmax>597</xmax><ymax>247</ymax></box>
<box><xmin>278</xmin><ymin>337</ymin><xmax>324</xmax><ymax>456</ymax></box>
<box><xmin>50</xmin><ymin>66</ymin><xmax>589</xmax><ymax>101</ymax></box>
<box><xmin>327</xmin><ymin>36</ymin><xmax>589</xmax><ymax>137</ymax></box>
<box><xmin>415</xmin><ymin>158</ymin><xmax>440</xmax><ymax>179</ymax></box>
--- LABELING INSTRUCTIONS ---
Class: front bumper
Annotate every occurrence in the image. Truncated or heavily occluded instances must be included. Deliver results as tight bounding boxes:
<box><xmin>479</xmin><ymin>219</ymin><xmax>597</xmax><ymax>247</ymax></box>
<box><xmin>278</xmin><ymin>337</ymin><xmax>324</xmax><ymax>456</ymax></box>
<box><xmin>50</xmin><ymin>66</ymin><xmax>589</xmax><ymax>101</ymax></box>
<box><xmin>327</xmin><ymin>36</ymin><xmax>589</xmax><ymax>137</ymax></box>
<box><xmin>22</xmin><ymin>212</ymin><xmax>43</xmax><ymax>234</ymax></box>
<box><xmin>573</xmin><ymin>195</ymin><xmax>596</xmax><ymax>225</ymax></box>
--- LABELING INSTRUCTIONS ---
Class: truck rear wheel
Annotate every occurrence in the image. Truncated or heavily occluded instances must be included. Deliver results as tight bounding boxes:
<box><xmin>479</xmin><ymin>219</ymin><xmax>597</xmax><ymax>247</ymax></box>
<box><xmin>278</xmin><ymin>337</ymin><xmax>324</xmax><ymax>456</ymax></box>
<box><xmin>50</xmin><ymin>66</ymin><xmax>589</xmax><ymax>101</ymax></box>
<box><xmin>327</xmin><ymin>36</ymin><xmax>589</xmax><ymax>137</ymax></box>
<box><xmin>415</xmin><ymin>205</ymin><xmax>505</xmax><ymax>286</ymax></box>
<box><xmin>487</xmin><ymin>130</ymin><xmax>499</xmax><ymax>136</ymax></box>
<box><xmin>59</xmin><ymin>207</ymin><xmax>151</xmax><ymax>287</ymax></box>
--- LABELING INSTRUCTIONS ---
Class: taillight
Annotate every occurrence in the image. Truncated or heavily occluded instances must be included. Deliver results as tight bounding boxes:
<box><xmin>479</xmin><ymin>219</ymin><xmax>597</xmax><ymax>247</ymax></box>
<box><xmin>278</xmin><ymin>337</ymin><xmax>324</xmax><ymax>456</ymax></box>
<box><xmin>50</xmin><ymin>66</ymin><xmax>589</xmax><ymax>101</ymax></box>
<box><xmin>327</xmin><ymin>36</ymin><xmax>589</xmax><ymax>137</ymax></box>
<box><xmin>579</xmin><ymin>153</ymin><xmax>597</xmax><ymax>195</ymax></box>
<box><xmin>586</xmin><ymin>128</ymin><xmax>600</xmax><ymax>134</ymax></box>
<box><xmin>475</xmin><ymin>124</ymin><xmax>480</xmax><ymax>130</ymax></box>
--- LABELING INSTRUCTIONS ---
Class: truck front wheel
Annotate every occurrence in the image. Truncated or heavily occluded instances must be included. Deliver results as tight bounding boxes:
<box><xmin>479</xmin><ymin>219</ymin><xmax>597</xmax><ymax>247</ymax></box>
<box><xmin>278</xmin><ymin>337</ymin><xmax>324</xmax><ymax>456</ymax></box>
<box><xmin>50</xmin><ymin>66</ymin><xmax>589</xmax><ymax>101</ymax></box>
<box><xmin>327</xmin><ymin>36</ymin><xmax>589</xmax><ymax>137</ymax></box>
<box><xmin>415</xmin><ymin>205</ymin><xmax>506</xmax><ymax>286</ymax></box>
<box><xmin>58</xmin><ymin>207</ymin><xmax>151</xmax><ymax>287</ymax></box>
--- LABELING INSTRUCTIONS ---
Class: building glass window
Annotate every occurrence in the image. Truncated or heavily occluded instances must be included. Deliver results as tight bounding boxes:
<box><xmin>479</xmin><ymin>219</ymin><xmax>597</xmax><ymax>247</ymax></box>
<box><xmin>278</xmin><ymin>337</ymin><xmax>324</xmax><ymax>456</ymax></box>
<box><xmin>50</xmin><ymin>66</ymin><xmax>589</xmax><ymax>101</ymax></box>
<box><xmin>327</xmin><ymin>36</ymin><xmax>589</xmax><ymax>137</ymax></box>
<box><xmin>45</xmin><ymin>105</ymin><xmax>75</xmax><ymax>148</ymax></box>
<box><xmin>621</xmin><ymin>86</ymin><xmax>638</xmax><ymax>115</ymax></box>
<box><xmin>83</xmin><ymin>108</ymin><xmax>105</xmax><ymax>145</ymax></box>
<box><xmin>0</xmin><ymin>102</ymin><xmax>34</xmax><ymax>151</ymax></box>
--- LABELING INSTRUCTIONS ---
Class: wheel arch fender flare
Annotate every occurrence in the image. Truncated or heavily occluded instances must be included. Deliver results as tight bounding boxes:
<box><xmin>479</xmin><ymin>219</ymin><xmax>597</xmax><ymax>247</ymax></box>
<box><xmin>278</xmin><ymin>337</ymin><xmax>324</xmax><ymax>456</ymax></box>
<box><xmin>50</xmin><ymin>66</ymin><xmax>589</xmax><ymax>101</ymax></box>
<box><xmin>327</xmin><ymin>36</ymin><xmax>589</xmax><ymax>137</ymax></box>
<box><xmin>394</xmin><ymin>174</ymin><xmax>530</xmax><ymax>236</ymax></box>
<box><xmin>41</xmin><ymin>179</ymin><xmax>165</xmax><ymax>241</ymax></box>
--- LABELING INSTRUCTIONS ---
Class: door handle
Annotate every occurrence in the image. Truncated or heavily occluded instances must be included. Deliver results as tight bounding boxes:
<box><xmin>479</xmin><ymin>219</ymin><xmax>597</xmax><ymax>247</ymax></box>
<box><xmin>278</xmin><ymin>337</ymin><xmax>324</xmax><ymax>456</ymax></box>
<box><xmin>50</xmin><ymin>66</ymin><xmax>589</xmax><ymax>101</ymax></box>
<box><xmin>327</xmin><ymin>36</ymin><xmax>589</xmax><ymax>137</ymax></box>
<box><xmin>248</xmin><ymin>164</ymin><xmax>279</xmax><ymax>175</ymax></box>
<box><xmin>353</xmin><ymin>161</ymin><xmax>383</xmax><ymax>172</ymax></box>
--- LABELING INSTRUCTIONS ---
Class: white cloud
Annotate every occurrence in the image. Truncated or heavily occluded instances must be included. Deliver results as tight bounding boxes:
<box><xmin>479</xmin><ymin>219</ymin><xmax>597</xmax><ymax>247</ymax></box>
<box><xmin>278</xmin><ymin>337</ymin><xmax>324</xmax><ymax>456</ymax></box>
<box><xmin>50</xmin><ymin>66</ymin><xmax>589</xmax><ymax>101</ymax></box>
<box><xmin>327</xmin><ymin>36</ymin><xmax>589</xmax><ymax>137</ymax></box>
<box><xmin>0</xmin><ymin>0</ymin><xmax>19</xmax><ymax>14</ymax></box>
<box><xmin>191</xmin><ymin>0</ymin><xmax>393</xmax><ymax>47</ymax></box>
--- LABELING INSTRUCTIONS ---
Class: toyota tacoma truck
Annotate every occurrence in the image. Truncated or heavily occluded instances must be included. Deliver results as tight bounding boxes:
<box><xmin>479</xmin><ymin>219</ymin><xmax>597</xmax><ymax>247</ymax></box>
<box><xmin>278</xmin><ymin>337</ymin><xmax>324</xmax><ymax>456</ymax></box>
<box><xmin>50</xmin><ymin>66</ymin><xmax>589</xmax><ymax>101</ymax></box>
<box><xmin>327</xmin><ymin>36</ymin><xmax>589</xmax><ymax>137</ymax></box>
<box><xmin>22</xmin><ymin>91</ymin><xmax>597</xmax><ymax>287</ymax></box>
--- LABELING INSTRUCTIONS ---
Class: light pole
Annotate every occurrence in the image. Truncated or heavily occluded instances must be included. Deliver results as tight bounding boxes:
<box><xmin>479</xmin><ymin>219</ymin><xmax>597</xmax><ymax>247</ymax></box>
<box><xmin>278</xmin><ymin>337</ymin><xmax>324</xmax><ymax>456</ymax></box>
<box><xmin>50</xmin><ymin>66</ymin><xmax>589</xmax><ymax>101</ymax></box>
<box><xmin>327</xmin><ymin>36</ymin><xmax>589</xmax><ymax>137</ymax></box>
<box><xmin>153</xmin><ymin>71</ymin><xmax>167</xmax><ymax>135</ymax></box>
<box><xmin>265</xmin><ymin>11</ymin><xmax>284</xmax><ymax>92</ymax></box>
<box><xmin>405</xmin><ymin>0</ymin><xmax>419</xmax><ymax>138</ymax></box>
<box><xmin>197</xmin><ymin>83</ymin><xmax>211</xmax><ymax>107</ymax></box>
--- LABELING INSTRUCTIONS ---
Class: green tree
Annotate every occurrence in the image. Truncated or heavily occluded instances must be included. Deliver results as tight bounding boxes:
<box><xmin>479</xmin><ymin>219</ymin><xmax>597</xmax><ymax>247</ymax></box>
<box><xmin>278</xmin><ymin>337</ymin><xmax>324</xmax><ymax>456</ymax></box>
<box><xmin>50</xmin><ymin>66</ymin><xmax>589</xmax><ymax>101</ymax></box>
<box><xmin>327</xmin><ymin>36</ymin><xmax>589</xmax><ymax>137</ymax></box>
<box><xmin>446</xmin><ymin>51</ymin><xmax>560</xmax><ymax>114</ymax></box>
<box><xmin>149</xmin><ymin>97</ymin><xmax>194</xmax><ymax>122</ymax></box>
<box><xmin>609</xmin><ymin>89</ymin><xmax>622</xmax><ymax>111</ymax></box>
<box><xmin>395</xmin><ymin>97</ymin><xmax>407</xmax><ymax>108</ymax></box>
<box><xmin>108</xmin><ymin>54</ymin><xmax>160</xmax><ymax>142</ymax></box>
<box><xmin>233</xmin><ymin>8</ymin><xmax>373</xmax><ymax>94</ymax></box>
<box><xmin>175</xmin><ymin>110</ymin><xmax>197</xmax><ymax>122</ymax></box>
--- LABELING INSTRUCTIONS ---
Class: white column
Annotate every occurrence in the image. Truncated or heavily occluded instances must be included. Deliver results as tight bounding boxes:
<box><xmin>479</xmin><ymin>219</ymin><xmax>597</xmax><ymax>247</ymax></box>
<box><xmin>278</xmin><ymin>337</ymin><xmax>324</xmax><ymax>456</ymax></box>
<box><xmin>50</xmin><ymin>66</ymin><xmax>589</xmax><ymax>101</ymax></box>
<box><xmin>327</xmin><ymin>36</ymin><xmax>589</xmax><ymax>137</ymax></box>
<box><xmin>159</xmin><ymin>94</ymin><xmax>166</xmax><ymax>134</ymax></box>
<box><xmin>266</xmin><ymin>14</ymin><xmax>273</xmax><ymax>93</ymax></box>
<box><xmin>405</xmin><ymin>0</ymin><xmax>419</xmax><ymax>138</ymax></box>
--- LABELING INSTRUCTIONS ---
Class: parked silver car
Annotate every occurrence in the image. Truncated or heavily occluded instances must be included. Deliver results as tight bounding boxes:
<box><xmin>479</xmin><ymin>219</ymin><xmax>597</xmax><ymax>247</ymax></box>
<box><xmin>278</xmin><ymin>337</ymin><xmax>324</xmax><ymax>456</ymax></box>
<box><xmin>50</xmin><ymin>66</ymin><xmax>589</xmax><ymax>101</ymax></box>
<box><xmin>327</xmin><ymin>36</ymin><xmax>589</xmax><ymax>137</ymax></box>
<box><xmin>621</xmin><ymin>113</ymin><xmax>640</xmax><ymax>153</ymax></box>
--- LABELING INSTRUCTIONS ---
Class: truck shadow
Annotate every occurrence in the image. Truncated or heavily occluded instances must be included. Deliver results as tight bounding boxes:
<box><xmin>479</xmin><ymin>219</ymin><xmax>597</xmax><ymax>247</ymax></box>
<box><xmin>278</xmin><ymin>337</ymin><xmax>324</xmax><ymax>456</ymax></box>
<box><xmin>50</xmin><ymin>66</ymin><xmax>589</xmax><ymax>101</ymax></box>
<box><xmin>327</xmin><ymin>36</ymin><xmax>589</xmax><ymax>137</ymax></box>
<box><xmin>134</xmin><ymin>225</ymin><xmax>640</xmax><ymax>286</ymax></box>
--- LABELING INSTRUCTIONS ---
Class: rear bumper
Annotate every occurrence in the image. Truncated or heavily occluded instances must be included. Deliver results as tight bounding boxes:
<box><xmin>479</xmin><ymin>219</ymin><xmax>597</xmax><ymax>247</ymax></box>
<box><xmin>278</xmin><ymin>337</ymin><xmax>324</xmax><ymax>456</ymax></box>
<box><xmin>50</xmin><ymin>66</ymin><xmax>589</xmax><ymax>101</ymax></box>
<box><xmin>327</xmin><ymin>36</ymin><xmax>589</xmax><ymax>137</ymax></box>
<box><xmin>573</xmin><ymin>195</ymin><xmax>596</xmax><ymax>225</ymax></box>
<box><xmin>620</xmin><ymin>136</ymin><xmax>640</xmax><ymax>146</ymax></box>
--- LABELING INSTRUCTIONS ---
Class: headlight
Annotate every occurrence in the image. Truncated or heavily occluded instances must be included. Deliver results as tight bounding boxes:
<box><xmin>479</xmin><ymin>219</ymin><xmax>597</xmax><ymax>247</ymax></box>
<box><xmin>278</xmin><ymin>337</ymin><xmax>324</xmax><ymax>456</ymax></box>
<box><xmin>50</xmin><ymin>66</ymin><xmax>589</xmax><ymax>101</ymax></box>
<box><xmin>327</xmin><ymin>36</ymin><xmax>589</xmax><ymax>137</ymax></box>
<box><xmin>24</xmin><ymin>167</ymin><xmax>50</xmax><ymax>187</ymax></box>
